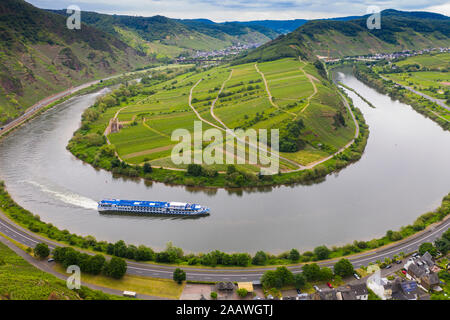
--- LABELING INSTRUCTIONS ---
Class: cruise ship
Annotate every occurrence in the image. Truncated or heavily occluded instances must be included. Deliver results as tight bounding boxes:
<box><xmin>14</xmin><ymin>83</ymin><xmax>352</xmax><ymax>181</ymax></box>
<box><xmin>97</xmin><ymin>199</ymin><xmax>210</xmax><ymax>216</ymax></box>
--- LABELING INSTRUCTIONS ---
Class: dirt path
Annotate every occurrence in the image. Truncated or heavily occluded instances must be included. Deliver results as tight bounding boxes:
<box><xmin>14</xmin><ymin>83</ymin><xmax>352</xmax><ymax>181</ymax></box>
<box><xmin>254</xmin><ymin>63</ymin><xmax>297</xmax><ymax>117</ymax></box>
<box><xmin>210</xmin><ymin>69</ymin><xmax>234</xmax><ymax>129</ymax></box>
<box><xmin>298</xmin><ymin>58</ymin><xmax>318</xmax><ymax>115</ymax></box>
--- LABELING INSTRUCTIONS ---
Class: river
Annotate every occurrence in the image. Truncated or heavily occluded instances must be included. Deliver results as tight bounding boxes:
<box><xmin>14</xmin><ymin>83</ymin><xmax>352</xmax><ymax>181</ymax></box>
<box><xmin>0</xmin><ymin>71</ymin><xmax>449</xmax><ymax>254</ymax></box>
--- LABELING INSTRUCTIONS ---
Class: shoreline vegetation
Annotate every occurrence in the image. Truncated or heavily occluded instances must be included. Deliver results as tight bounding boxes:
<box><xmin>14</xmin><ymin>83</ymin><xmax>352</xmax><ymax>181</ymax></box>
<box><xmin>0</xmin><ymin>241</ymin><xmax>128</xmax><ymax>300</ymax></box>
<box><xmin>1</xmin><ymin>180</ymin><xmax>449</xmax><ymax>269</ymax></box>
<box><xmin>353</xmin><ymin>63</ymin><xmax>450</xmax><ymax>131</ymax></box>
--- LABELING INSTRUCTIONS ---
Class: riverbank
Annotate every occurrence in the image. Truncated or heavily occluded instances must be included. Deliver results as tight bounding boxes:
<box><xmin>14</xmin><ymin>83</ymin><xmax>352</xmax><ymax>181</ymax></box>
<box><xmin>1</xmin><ymin>180</ymin><xmax>448</xmax><ymax>269</ymax></box>
<box><xmin>66</xmin><ymin>82</ymin><xmax>369</xmax><ymax>189</ymax></box>
<box><xmin>353</xmin><ymin>63</ymin><xmax>450</xmax><ymax>131</ymax></box>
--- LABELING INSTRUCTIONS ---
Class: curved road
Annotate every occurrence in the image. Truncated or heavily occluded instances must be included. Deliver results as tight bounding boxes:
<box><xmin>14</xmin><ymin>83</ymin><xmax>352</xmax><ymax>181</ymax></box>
<box><xmin>0</xmin><ymin>209</ymin><xmax>448</xmax><ymax>282</ymax></box>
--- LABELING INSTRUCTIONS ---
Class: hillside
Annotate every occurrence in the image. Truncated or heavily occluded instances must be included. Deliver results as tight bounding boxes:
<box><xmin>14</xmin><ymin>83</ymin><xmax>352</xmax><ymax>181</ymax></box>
<box><xmin>0</xmin><ymin>0</ymin><xmax>150</xmax><ymax>125</ymax></box>
<box><xmin>49</xmin><ymin>10</ymin><xmax>279</xmax><ymax>60</ymax></box>
<box><xmin>236</xmin><ymin>10</ymin><xmax>450</xmax><ymax>63</ymax></box>
<box><xmin>67</xmin><ymin>56</ymin><xmax>368</xmax><ymax>187</ymax></box>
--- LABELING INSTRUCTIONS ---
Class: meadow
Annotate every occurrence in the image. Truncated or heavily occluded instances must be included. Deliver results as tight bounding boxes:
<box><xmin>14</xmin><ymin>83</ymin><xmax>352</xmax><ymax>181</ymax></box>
<box><xmin>96</xmin><ymin>58</ymin><xmax>356</xmax><ymax>171</ymax></box>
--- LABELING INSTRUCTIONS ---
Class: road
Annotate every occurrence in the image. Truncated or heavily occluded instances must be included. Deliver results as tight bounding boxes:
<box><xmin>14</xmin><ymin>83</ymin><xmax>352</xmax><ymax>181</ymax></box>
<box><xmin>380</xmin><ymin>75</ymin><xmax>450</xmax><ymax>112</ymax></box>
<box><xmin>0</xmin><ymin>209</ymin><xmax>448</xmax><ymax>282</ymax></box>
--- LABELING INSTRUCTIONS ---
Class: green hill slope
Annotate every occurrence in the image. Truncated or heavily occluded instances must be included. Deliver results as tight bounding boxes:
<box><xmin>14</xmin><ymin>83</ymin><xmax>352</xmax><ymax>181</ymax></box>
<box><xmin>49</xmin><ymin>11</ymin><xmax>278</xmax><ymax>60</ymax></box>
<box><xmin>0</xmin><ymin>0</ymin><xmax>150</xmax><ymax>125</ymax></box>
<box><xmin>236</xmin><ymin>10</ymin><xmax>450</xmax><ymax>63</ymax></box>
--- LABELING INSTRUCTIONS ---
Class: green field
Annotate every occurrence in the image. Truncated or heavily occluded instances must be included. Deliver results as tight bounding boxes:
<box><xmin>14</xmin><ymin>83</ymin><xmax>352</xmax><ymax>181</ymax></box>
<box><xmin>68</xmin><ymin>57</ymin><xmax>366</xmax><ymax>187</ymax></box>
<box><xmin>382</xmin><ymin>52</ymin><xmax>450</xmax><ymax>121</ymax></box>
<box><xmin>94</xmin><ymin>58</ymin><xmax>356</xmax><ymax>171</ymax></box>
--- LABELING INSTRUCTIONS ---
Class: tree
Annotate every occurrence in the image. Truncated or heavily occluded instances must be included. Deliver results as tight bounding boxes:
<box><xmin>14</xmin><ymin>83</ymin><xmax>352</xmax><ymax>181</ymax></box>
<box><xmin>210</xmin><ymin>291</ymin><xmax>218</xmax><ymax>299</ymax></box>
<box><xmin>319</xmin><ymin>267</ymin><xmax>334</xmax><ymax>281</ymax></box>
<box><xmin>418</xmin><ymin>242</ymin><xmax>438</xmax><ymax>257</ymax></box>
<box><xmin>293</xmin><ymin>273</ymin><xmax>306</xmax><ymax>289</ymax></box>
<box><xmin>237</xmin><ymin>288</ymin><xmax>248</xmax><ymax>297</ymax></box>
<box><xmin>435</xmin><ymin>238</ymin><xmax>450</xmax><ymax>255</ymax></box>
<box><xmin>314</xmin><ymin>245</ymin><xmax>331</xmax><ymax>260</ymax></box>
<box><xmin>173</xmin><ymin>268</ymin><xmax>186</xmax><ymax>284</ymax></box>
<box><xmin>87</xmin><ymin>254</ymin><xmax>106</xmax><ymax>275</ymax></box>
<box><xmin>275</xmin><ymin>266</ymin><xmax>294</xmax><ymax>286</ymax></box>
<box><xmin>113</xmin><ymin>240</ymin><xmax>127</xmax><ymax>258</ymax></box>
<box><xmin>252</xmin><ymin>251</ymin><xmax>268</xmax><ymax>265</ymax></box>
<box><xmin>135</xmin><ymin>245</ymin><xmax>154</xmax><ymax>261</ymax></box>
<box><xmin>187</xmin><ymin>164</ymin><xmax>203</xmax><ymax>176</ymax></box>
<box><xmin>302</xmin><ymin>263</ymin><xmax>321</xmax><ymax>282</ymax></box>
<box><xmin>34</xmin><ymin>243</ymin><xmax>50</xmax><ymax>259</ymax></box>
<box><xmin>105</xmin><ymin>257</ymin><xmax>127</xmax><ymax>279</ymax></box>
<box><xmin>334</xmin><ymin>258</ymin><xmax>355</xmax><ymax>278</ymax></box>
<box><xmin>261</xmin><ymin>270</ymin><xmax>282</xmax><ymax>289</ymax></box>
<box><xmin>288</xmin><ymin>248</ymin><xmax>300</xmax><ymax>262</ymax></box>
<box><xmin>143</xmin><ymin>162</ymin><xmax>152</xmax><ymax>173</ymax></box>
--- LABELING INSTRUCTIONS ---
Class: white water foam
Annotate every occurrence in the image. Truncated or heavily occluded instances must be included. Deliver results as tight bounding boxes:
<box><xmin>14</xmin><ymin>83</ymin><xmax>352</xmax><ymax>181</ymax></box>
<box><xmin>24</xmin><ymin>180</ymin><xmax>98</xmax><ymax>210</ymax></box>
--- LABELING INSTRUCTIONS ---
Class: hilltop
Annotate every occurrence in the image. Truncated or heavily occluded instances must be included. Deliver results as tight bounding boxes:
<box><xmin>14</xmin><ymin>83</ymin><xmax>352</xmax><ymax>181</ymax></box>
<box><xmin>48</xmin><ymin>10</ymin><xmax>279</xmax><ymax>60</ymax></box>
<box><xmin>235</xmin><ymin>10</ymin><xmax>450</xmax><ymax>63</ymax></box>
<box><xmin>0</xmin><ymin>0</ymin><xmax>150</xmax><ymax>125</ymax></box>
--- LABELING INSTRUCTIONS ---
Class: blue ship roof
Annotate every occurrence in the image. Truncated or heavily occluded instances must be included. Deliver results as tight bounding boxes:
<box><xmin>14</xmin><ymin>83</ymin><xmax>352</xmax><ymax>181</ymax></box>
<box><xmin>99</xmin><ymin>199</ymin><xmax>202</xmax><ymax>210</ymax></box>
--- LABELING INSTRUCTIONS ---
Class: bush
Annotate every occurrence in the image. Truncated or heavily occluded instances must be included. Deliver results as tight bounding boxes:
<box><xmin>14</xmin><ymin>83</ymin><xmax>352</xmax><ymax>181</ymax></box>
<box><xmin>187</xmin><ymin>164</ymin><xmax>203</xmax><ymax>176</ymax></box>
<box><xmin>210</xmin><ymin>291</ymin><xmax>218</xmax><ymax>299</ymax></box>
<box><xmin>252</xmin><ymin>251</ymin><xmax>268</xmax><ymax>265</ymax></box>
<box><xmin>333</xmin><ymin>259</ymin><xmax>355</xmax><ymax>278</ymax></box>
<box><xmin>314</xmin><ymin>245</ymin><xmax>331</xmax><ymax>260</ymax></box>
<box><xmin>173</xmin><ymin>268</ymin><xmax>186</xmax><ymax>284</ymax></box>
<box><xmin>104</xmin><ymin>257</ymin><xmax>127</xmax><ymax>279</ymax></box>
<box><xmin>288</xmin><ymin>248</ymin><xmax>300</xmax><ymax>262</ymax></box>
<box><xmin>237</xmin><ymin>288</ymin><xmax>248</xmax><ymax>297</ymax></box>
<box><xmin>34</xmin><ymin>243</ymin><xmax>50</xmax><ymax>259</ymax></box>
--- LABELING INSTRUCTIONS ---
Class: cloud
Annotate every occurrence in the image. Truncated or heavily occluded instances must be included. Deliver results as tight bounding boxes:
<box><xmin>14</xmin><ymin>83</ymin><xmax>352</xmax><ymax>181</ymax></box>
<box><xmin>26</xmin><ymin>0</ymin><xmax>449</xmax><ymax>21</ymax></box>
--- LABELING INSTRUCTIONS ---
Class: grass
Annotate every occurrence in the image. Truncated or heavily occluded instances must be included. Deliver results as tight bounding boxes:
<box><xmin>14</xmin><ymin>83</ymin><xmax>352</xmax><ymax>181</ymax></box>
<box><xmin>0</xmin><ymin>241</ymin><xmax>124</xmax><ymax>300</ymax></box>
<box><xmin>52</xmin><ymin>263</ymin><xmax>185</xmax><ymax>299</ymax></box>
<box><xmin>78</xmin><ymin>57</ymin><xmax>356</xmax><ymax>173</ymax></box>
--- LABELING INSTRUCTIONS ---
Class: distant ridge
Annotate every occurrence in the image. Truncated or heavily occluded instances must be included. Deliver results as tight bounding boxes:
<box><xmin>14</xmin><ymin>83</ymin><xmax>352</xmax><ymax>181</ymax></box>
<box><xmin>235</xmin><ymin>9</ymin><xmax>450</xmax><ymax>63</ymax></box>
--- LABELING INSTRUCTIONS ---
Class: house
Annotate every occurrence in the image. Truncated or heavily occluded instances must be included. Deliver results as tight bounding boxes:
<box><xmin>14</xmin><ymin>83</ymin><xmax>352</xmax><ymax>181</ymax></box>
<box><xmin>389</xmin><ymin>279</ymin><xmax>418</xmax><ymax>300</ymax></box>
<box><xmin>403</xmin><ymin>252</ymin><xmax>440</xmax><ymax>292</ymax></box>
<box><xmin>367</xmin><ymin>272</ymin><xmax>392</xmax><ymax>300</ymax></box>
<box><xmin>338</xmin><ymin>283</ymin><xmax>369</xmax><ymax>300</ymax></box>
<box><xmin>312</xmin><ymin>289</ymin><xmax>338</xmax><ymax>300</ymax></box>
<box><xmin>215</xmin><ymin>282</ymin><xmax>235</xmax><ymax>291</ymax></box>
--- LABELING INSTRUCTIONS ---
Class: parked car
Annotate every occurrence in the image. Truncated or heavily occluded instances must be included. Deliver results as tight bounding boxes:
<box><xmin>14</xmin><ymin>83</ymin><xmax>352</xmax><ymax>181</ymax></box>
<box><xmin>396</xmin><ymin>260</ymin><xmax>402</xmax><ymax>264</ymax></box>
<box><xmin>412</xmin><ymin>253</ymin><xmax>420</xmax><ymax>257</ymax></box>
<box><xmin>296</xmin><ymin>288</ymin><xmax>301</xmax><ymax>294</ymax></box>
<box><xmin>402</xmin><ymin>270</ymin><xmax>407</xmax><ymax>275</ymax></box>
<box><xmin>385</xmin><ymin>265</ymin><xmax>392</xmax><ymax>269</ymax></box>
<box><xmin>313</xmin><ymin>285</ymin><xmax>321</xmax><ymax>292</ymax></box>
<box><xmin>353</xmin><ymin>273</ymin><xmax>361</xmax><ymax>280</ymax></box>
<box><xmin>47</xmin><ymin>258</ymin><xmax>54</xmax><ymax>263</ymax></box>
<box><xmin>327</xmin><ymin>282</ymin><xmax>333</xmax><ymax>288</ymax></box>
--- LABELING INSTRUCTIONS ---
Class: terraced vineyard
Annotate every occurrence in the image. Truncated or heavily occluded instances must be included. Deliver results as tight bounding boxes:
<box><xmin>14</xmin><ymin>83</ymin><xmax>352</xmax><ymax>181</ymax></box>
<box><xmin>105</xmin><ymin>58</ymin><xmax>354</xmax><ymax>170</ymax></box>
<box><xmin>69</xmin><ymin>57</ymin><xmax>366</xmax><ymax>187</ymax></box>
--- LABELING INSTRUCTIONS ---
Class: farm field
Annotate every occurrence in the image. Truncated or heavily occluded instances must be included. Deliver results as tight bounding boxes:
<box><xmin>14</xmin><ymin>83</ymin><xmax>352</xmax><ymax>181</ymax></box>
<box><xmin>381</xmin><ymin>52</ymin><xmax>450</xmax><ymax>121</ymax></box>
<box><xmin>73</xmin><ymin>57</ymin><xmax>358</xmax><ymax>178</ymax></box>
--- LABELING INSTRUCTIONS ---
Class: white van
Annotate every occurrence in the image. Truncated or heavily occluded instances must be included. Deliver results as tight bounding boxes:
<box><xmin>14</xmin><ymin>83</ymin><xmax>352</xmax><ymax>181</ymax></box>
<box><xmin>123</xmin><ymin>291</ymin><xmax>137</xmax><ymax>298</ymax></box>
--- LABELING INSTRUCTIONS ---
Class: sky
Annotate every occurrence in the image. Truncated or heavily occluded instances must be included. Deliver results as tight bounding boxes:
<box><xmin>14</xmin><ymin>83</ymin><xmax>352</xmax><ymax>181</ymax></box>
<box><xmin>26</xmin><ymin>0</ymin><xmax>450</xmax><ymax>22</ymax></box>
